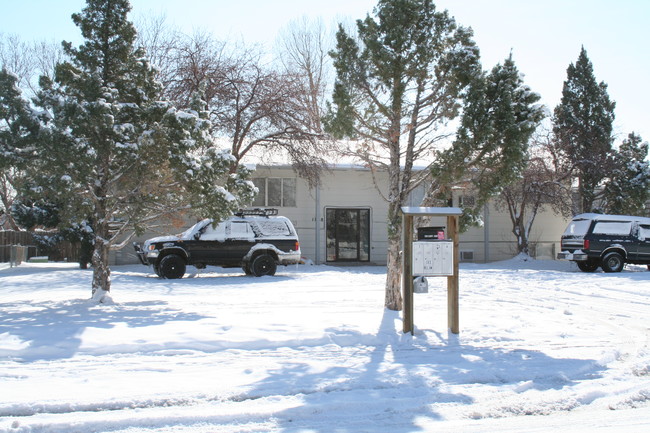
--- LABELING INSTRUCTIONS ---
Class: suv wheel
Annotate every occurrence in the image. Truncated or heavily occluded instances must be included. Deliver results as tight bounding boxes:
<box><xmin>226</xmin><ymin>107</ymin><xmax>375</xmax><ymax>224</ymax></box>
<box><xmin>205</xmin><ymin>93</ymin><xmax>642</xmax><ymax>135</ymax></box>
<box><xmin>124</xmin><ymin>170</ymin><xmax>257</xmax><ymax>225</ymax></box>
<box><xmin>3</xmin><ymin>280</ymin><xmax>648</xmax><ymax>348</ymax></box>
<box><xmin>577</xmin><ymin>260</ymin><xmax>599</xmax><ymax>272</ymax></box>
<box><xmin>601</xmin><ymin>252</ymin><xmax>624</xmax><ymax>273</ymax></box>
<box><xmin>250</xmin><ymin>254</ymin><xmax>277</xmax><ymax>277</ymax></box>
<box><xmin>159</xmin><ymin>254</ymin><xmax>186</xmax><ymax>279</ymax></box>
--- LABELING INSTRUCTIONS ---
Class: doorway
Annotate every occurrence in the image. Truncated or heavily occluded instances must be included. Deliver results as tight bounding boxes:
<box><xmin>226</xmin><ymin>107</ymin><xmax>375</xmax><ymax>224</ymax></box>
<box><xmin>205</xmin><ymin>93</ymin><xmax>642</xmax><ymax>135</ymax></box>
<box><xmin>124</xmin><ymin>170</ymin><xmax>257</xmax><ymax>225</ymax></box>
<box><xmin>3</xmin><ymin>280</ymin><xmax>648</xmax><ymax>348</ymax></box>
<box><xmin>326</xmin><ymin>208</ymin><xmax>370</xmax><ymax>262</ymax></box>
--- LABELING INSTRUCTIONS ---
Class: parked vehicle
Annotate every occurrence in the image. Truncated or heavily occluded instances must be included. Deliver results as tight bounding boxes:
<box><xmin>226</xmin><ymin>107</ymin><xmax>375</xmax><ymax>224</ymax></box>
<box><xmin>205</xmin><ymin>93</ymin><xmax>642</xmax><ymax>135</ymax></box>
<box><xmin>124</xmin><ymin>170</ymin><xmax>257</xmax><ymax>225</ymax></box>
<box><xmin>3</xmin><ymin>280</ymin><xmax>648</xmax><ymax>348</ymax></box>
<box><xmin>134</xmin><ymin>209</ymin><xmax>301</xmax><ymax>279</ymax></box>
<box><xmin>557</xmin><ymin>213</ymin><xmax>650</xmax><ymax>272</ymax></box>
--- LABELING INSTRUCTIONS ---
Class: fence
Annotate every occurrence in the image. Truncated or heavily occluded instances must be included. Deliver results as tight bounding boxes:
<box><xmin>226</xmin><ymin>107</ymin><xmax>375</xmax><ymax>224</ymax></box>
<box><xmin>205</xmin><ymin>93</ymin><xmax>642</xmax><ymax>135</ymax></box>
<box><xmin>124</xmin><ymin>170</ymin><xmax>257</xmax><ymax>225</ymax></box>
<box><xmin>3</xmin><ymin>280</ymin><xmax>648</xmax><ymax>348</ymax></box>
<box><xmin>0</xmin><ymin>230</ymin><xmax>81</xmax><ymax>263</ymax></box>
<box><xmin>0</xmin><ymin>231</ymin><xmax>35</xmax><ymax>263</ymax></box>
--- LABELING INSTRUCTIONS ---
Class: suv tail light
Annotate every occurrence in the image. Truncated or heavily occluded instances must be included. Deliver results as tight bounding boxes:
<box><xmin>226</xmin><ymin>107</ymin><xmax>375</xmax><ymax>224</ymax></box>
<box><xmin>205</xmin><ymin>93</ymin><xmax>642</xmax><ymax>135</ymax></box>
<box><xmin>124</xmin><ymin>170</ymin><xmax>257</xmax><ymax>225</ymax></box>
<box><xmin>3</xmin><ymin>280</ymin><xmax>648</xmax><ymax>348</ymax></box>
<box><xmin>295</xmin><ymin>241</ymin><xmax>300</xmax><ymax>252</ymax></box>
<box><xmin>583</xmin><ymin>239</ymin><xmax>590</xmax><ymax>250</ymax></box>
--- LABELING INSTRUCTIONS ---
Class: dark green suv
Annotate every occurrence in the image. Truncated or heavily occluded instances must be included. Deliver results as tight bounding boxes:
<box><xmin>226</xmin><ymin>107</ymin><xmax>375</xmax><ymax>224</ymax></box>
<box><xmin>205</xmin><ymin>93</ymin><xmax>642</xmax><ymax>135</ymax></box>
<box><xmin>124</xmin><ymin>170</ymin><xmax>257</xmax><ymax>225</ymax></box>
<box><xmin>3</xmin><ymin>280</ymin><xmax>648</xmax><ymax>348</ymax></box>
<box><xmin>557</xmin><ymin>213</ymin><xmax>650</xmax><ymax>272</ymax></box>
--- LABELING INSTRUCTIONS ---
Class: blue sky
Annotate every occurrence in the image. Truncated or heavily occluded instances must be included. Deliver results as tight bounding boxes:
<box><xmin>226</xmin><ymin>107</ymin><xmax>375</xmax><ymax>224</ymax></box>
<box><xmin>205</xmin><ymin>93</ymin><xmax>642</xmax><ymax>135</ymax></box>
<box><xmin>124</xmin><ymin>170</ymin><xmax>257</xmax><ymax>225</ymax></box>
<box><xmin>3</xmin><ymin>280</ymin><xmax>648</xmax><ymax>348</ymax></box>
<box><xmin>2</xmin><ymin>0</ymin><xmax>648</xmax><ymax>142</ymax></box>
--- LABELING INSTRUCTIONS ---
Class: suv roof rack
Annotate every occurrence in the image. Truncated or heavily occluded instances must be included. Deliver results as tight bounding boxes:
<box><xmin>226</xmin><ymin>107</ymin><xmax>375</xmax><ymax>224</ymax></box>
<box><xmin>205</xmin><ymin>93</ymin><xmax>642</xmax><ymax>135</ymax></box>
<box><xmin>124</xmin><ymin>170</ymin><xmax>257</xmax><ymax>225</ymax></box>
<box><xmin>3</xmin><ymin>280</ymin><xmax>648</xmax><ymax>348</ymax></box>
<box><xmin>235</xmin><ymin>208</ymin><xmax>279</xmax><ymax>217</ymax></box>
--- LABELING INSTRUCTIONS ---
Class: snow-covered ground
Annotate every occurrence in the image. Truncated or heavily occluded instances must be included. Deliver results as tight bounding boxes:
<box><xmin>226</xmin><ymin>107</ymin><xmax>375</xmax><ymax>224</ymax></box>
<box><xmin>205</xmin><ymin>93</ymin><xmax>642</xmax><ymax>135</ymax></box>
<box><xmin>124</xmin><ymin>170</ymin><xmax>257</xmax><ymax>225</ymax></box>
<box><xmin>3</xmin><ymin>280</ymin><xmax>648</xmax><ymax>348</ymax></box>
<box><xmin>1</xmin><ymin>258</ymin><xmax>649</xmax><ymax>432</ymax></box>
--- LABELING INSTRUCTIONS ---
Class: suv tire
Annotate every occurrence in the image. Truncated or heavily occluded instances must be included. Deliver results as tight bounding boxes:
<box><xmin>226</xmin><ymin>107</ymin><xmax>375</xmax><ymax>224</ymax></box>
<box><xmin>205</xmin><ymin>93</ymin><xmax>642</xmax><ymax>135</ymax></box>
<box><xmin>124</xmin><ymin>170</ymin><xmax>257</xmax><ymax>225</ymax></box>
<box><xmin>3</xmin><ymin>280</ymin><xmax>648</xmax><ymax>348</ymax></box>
<box><xmin>577</xmin><ymin>260</ymin><xmax>599</xmax><ymax>272</ymax></box>
<box><xmin>601</xmin><ymin>252</ymin><xmax>624</xmax><ymax>273</ymax></box>
<box><xmin>159</xmin><ymin>254</ymin><xmax>186</xmax><ymax>279</ymax></box>
<box><xmin>250</xmin><ymin>254</ymin><xmax>277</xmax><ymax>277</ymax></box>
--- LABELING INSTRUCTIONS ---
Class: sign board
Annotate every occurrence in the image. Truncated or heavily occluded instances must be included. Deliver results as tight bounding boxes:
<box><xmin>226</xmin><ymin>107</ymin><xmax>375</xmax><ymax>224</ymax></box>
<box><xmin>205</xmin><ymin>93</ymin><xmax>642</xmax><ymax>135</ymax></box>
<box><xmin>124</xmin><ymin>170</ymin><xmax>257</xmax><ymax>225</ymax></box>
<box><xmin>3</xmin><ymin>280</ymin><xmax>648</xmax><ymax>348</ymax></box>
<box><xmin>412</xmin><ymin>240</ymin><xmax>454</xmax><ymax>276</ymax></box>
<box><xmin>401</xmin><ymin>206</ymin><xmax>461</xmax><ymax>335</ymax></box>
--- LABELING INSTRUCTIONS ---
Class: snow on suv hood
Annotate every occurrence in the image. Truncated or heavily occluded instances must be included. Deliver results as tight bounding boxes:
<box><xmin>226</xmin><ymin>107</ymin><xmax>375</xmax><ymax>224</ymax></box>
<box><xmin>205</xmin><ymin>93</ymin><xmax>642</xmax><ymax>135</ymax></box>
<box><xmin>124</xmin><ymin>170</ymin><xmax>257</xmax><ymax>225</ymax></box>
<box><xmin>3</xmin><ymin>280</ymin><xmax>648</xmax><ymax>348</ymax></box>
<box><xmin>143</xmin><ymin>219</ymin><xmax>212</xmax><ymax>248</ymax></box>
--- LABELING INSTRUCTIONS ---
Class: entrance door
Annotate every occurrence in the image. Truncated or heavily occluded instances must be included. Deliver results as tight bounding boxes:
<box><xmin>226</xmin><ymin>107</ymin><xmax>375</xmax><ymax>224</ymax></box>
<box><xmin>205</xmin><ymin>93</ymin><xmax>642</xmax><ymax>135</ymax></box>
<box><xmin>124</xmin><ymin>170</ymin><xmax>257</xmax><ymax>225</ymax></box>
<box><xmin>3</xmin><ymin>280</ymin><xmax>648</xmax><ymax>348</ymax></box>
<box><xmin>326</xmin><ymin>208</ymin><xmax>370</xmax><ymax>262</ymax></box>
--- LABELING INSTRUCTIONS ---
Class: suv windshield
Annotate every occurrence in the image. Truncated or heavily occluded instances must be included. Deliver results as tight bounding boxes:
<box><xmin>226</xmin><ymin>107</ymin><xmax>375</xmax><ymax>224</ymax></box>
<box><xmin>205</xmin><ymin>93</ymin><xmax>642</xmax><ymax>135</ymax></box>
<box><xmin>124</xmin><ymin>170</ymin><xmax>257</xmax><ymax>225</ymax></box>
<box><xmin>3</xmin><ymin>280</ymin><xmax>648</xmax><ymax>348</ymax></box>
<box><xmin>179</xmin><ymin>219</ymin><xmax>211</xmax><ymax>239</ymax></box>
<box><xmin>563</xmin><ymin>218</ymin><xmax>591</xmax><ymax>236</ymax></box>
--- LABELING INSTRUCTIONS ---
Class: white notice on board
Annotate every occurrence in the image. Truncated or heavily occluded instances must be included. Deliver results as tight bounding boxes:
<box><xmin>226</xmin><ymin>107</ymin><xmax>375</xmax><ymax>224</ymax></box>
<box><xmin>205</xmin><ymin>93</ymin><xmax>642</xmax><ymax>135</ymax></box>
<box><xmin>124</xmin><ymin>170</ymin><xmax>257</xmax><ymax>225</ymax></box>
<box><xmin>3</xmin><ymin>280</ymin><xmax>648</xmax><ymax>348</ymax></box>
<box><xmin>412</xmin><ymin>241</ymin><xmax>453</xmax><ymax>276</ymax></box>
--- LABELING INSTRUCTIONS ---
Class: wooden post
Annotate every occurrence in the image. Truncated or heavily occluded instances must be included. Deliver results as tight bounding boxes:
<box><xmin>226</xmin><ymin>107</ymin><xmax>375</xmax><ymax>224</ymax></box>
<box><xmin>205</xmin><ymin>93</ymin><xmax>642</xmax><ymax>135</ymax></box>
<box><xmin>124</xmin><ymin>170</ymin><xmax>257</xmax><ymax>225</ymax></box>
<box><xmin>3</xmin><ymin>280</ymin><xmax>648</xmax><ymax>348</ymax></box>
<box><xmin>447</xmin><ymin>214</ymin><xmax>460</xmax><ymax>334</ymax></box>
<box><xmin>402</xmin><ymin>213</ymin><xmax>414</xmax><ymax>334</ymax></box>
<box><xmin>401</xmin><ymin>206</ymin><xmax>462</xmax><ymax>336</ymax></box>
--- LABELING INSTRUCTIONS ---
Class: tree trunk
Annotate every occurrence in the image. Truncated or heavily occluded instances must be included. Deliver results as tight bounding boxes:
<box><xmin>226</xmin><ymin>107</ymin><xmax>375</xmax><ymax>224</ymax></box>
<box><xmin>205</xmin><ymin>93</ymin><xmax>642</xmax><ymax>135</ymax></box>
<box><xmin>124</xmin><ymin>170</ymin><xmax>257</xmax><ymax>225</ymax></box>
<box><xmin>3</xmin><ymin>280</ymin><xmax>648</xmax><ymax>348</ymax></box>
<box><xmin>90</xmin><ymin>216</ymin><xmax>112</xmax><ymax>302</ymax></box>
<box><xmin>514</xmin><ymin>219</ymin><xmax>529</xmax><ymax>256</ymax></box>
<box><xmin>385</xmin><ymin>231</ymin><xmax>403</xmax><ymax>311</ymax></box>
<box><xmin>385</xmin><ymin>199</ymin><xmax>403</xmax><ymax>311</ymax></box>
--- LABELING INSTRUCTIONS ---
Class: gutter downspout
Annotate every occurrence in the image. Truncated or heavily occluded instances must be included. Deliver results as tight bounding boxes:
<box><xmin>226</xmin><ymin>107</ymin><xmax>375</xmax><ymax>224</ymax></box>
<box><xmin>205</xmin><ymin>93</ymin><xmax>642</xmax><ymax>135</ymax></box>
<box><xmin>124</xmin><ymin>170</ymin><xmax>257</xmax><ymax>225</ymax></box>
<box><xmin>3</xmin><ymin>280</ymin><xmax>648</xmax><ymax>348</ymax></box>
<box><xmin>315</xmin><ymin>184</ymin><xmax>321</xmax><ymax>264</ymax></box>
<box><xmin>484</xmin><ymin>202</ymin><xmax>490</xmax><ymax>263</ymax></box>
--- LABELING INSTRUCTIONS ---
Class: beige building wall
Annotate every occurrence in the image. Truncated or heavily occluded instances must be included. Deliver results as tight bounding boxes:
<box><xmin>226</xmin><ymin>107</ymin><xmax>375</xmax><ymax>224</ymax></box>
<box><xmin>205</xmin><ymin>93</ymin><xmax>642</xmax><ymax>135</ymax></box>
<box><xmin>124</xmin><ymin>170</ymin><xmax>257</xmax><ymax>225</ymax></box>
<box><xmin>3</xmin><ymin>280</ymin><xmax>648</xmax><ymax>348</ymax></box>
<box><xmin>111</xmin><ymin>164</ymin><xmax>571</xmax><ymax>266</ymax></box>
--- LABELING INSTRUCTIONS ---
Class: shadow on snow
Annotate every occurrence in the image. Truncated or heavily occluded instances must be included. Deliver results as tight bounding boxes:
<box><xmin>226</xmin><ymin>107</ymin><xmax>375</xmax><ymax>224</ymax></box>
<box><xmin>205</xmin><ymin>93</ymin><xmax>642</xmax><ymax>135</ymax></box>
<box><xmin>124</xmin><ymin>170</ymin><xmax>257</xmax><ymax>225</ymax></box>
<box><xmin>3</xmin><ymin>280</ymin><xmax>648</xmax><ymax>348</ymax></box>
<box><xmin>236</xmin><ymin>309</ymin><xmax>604</xmax><ymax>433</ymax></box>
<box><xmin>0</xmin><ymin>298</ymin><xmax>208</xmax><ymax>362</ymax></box>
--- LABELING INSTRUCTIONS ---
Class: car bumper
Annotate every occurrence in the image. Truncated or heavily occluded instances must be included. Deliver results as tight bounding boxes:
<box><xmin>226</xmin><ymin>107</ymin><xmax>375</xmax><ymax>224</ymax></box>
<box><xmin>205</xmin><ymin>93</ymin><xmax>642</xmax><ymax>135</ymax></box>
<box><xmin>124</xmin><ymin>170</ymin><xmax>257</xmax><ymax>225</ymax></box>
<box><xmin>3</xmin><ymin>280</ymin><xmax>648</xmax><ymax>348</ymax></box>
<box><xmin>277</xmin><ymin>251</ymin><xmax>301</xmax><ymax>265</ymax></box>
<box><xmin>133</xmin><ymin>243</ymin><xmax>158</xmax><ymax>265</ymax></box>
<box><xmin>557</xmin><ymin>251</ymin><xmax>588</xmax><ymax>261</ymax></box>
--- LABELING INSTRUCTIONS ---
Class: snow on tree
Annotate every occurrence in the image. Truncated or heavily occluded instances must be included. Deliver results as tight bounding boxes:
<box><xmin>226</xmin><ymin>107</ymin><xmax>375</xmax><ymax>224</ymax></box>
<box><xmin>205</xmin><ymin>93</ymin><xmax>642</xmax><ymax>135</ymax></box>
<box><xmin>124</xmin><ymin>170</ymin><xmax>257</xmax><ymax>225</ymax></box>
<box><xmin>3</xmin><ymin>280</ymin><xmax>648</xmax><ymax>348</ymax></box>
<box><xmin>141</xmin><ymin>28</ymin><xmax>330</xmax><ymax>188</ymax></box>
<box><xmin>326</xmin><ymin>0</ymin><xmax>546</xmax><ymax>311</ymax></box>
<box><xmin>432</xmin><ymin>55</ymin><xmax>547</xmax><ymax>228</ymax></box>
<box><xmin>325</xmin><ymin>0</ymin><xmax>482</xmax><ymax>311</ymax></box>
<box><xmin>553</xmin><ymin>47</ymin><xmax>616</xmax><ymax>214</ymax></box>
<box><xmin>0</xmin><ymin>68</ymin><xmax>40</xmax><ymax>231</ymax></box>
<box><xmin>26</xmin><ymin>0</ymin><xmax>254</xmax><ymax>301</ymax></box>
<box><xmin>602</xmin><ymin>132</ymin><xmax>650</xmax><ymax>216</ymax></box>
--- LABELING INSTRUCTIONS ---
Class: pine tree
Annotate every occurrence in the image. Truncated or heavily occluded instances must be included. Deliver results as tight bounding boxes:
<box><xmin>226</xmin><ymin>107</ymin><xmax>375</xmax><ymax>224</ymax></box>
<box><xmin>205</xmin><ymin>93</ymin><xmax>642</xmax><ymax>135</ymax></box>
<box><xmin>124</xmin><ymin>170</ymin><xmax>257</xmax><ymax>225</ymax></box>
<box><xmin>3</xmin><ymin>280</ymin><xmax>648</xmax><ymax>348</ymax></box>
<box><xmin>0</xmin><ymin>69</ymin><xmax>40</xmax><ymax>230</ymax></box>
<box><xmin>433</xmin><ymin>55</ymin><xmax>546</xmax><ymax>227</ymax></box>
<box><xmin>29</xmin><ymin>0</ymin><xmax>253</xmax><ymax>301</ymax></box>
<box><xmin>602</xmin><ymin>133</ymin><xmax>650</xmax><ymax>215</ymax></box>
<box><xmin>553</xmin><ymin>47</ymin><xmax>616</xmax><ymax>214</ymax></box>
<box><xmin>325</xmin><ymin>0</ymin><xmax>481</xmax><ymax>310</ymax></box>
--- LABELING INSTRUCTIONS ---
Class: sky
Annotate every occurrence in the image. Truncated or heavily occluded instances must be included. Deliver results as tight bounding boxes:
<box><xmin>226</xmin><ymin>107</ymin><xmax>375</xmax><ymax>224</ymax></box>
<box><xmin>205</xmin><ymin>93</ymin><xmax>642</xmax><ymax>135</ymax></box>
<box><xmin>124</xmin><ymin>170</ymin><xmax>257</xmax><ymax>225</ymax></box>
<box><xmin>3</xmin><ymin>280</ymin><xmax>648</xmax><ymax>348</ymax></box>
<box><xmin>1</xmin><ymin>0</ymin><xmax>648</xmax><ymax>142</ymax></box>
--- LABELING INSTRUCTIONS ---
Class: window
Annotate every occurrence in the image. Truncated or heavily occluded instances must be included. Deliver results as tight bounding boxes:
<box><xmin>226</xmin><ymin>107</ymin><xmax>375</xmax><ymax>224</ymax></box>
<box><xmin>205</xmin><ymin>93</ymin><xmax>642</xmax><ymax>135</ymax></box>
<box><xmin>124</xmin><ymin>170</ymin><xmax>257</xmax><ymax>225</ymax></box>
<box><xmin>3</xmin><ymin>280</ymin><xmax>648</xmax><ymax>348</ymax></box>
<box><xmin>563</xmin><ymin>218</ymin><xmax>591</xmax><ymax>236</ymax></box>
<box><xmin>592</xmin><ymin>221</ymin><xmax>632</xmax><ymax>236</ymax></box>
<box><xmin>199</xmin><ymin>222</ymin><xmax>226</xmax><ymax>241</ymax></box>
<box><xmin>459</xmin><ymin>195</ymin><xmax>475</xmax><ymax>208</ymax></box>
<box><xmin>460</xmin><ymin>251</ymin><xmax>474</xmax><ymax>262</ymax></box>
<box><xmin>256</xmin><ymin>220</ymin><xmax>292</xmax><ymax>237</ymax></box>
<box><xmin>229</xmin><ymin>221</ymin><xmax>254</xmax><ymax>240</ymax></box>
<box><xmin>252</xmin><ymin>178</ymin><xmax>296</xmax><ymax>207</ymax></box>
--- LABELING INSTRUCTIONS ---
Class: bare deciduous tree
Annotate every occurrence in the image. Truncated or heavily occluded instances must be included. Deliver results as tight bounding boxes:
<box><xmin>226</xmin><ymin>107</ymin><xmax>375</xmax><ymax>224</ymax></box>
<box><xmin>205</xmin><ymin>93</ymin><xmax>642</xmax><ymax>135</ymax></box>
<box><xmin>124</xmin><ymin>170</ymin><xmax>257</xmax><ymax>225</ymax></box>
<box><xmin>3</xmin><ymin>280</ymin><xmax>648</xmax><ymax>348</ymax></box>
<box><xmin>155</xmin><ymin>30</ymin><xmax>329</xmax><ymax>186</ymax></box>
<box><xmin>0</xmin><ymin>33</ymin><xmax>63</xmax><ymax>96</ymax></box>
<box><xmin>276</xmin><ymin>16</ymin><xmax>332</xmax><ymax>134</ymax></box>
<box><xmin>495</xmin><ymin>130</ymin><xmax>573</xmax><ymax>256</ymax></box>
<box><xmin>134</xmin><ymin>13</ymin><xmax>180</xmax><ymax>97</ymax></box>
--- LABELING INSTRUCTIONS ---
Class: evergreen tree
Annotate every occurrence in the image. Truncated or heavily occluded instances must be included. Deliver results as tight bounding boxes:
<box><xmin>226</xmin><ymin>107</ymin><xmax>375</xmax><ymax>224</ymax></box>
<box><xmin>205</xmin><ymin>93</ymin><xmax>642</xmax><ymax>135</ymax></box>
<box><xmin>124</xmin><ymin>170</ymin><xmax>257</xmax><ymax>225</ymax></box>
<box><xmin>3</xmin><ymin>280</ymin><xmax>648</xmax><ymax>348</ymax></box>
<box><xmin>325</xmin><ymin>0</ymin><xmax>481</xmax><ymax>310</ymax></box>
<box><xmin>553</xmin><ymin>47</ymin><xmax>616</xmax><ymax>214</ymax></box>
<box><xmin>433</xmin><ymin>55</ymin><xmax>546</xmax><ymax>227</ymax></box>
<box><xmin>29</xmin><ymin>0</ymin><xmax>253</xmax><ymax>301</ymax></box>
<box><xmin>0</xmin><ymin>69</ymin><xmax>40</xmax><ymax>230</ymax></box>
<box><xmin>602</xmin><ymin>132</ymin><xmax>650</xmax><ymax>215</ymax></box>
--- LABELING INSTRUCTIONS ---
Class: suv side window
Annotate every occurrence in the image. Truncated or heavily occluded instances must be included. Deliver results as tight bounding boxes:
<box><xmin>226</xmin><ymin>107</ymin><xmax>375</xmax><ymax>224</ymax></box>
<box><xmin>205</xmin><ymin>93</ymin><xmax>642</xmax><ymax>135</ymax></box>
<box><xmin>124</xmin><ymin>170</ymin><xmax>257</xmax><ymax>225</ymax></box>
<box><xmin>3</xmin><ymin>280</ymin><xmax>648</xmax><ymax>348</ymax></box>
<box><xmin>199</xmin><ymin>222</ymin><xmax>227</xmax><ymax>241</ymax></box>
<box><xmin>592</xmin><ymin>221</ymin><xmax>632</xmax><ymax>236</ymax></box>
<box><xmin>639</xmin><ymin>225</ymin><xmax>650</xmax><ymax>241</ymax></box>
<box><xmin>256</xmin><ymin>220</ymin><xmax>292</xmax><ymax>236</ymax></box>
<box><xmin>229</xmin><ymin>221</ymin><xmax>254</xmax><ymax>240</ymax></box>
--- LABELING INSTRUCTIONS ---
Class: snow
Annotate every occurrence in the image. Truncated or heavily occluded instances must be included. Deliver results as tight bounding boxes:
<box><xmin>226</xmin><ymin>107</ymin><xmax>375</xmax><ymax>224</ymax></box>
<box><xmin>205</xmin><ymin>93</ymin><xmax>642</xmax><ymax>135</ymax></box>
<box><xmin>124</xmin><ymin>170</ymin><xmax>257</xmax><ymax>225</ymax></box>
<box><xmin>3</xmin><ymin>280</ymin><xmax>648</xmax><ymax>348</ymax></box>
<box><xmin>1</xmin><ymin>259</ymin><xmax>649</xmax><ymax>432</ymax></box>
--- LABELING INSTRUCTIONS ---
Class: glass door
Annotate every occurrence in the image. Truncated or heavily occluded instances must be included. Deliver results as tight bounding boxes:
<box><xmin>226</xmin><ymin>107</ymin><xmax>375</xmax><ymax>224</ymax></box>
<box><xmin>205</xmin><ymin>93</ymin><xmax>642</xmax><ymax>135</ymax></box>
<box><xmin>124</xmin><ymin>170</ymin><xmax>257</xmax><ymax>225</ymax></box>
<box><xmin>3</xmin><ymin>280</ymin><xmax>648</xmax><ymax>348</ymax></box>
<box><xmin>326</xmin><ymin>208</ymin><xmax>370</xmax><ymax>262</ymax></box>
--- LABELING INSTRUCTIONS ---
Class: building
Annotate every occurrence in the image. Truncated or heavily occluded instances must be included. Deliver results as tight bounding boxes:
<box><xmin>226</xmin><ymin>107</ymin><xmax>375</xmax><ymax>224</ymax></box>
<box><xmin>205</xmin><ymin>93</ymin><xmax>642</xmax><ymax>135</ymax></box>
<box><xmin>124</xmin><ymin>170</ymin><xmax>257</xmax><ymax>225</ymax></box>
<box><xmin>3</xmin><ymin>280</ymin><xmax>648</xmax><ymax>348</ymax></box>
<box><xmin>114</xmin><ymin>163</ymin><xmax>570</xmax><ymax>267</ymax></box>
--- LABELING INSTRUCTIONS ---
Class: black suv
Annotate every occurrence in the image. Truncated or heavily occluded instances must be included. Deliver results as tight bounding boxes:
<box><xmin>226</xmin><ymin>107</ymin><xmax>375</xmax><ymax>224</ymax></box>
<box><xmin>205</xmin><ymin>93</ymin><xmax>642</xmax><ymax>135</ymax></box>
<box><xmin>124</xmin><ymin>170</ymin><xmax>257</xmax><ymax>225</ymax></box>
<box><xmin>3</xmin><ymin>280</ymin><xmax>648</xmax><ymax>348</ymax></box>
<box><xmin>134</xmin><ymin>209</ymin><xmax>301</xmax><ymax>279</ymax></box>
<box><xmin>557</xmin><ymin>213</ymin><xmax>650</xmax><ymax>272</ymax></box>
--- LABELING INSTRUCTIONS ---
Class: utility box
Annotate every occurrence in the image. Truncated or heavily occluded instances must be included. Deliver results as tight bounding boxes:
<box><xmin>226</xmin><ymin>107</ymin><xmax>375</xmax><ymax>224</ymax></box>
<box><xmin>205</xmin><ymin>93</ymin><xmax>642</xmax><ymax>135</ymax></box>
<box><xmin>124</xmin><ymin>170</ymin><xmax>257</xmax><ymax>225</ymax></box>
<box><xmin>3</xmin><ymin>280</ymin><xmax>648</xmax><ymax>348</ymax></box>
<box><xmin>412</xmin><ymin>240</ymin><xmax>454</xmax><ymax>276</ymax></box>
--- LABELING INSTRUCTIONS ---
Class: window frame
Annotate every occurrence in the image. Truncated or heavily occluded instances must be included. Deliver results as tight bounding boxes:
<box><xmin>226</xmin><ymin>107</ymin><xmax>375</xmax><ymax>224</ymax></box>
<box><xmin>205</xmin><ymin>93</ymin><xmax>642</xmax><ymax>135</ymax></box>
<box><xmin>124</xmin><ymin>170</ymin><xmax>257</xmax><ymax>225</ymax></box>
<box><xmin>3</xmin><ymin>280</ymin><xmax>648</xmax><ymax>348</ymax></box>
<box><xmin>252</xmin><ymin>177</ymin><xmax>297</xmax><ymax>208</ymax></box>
